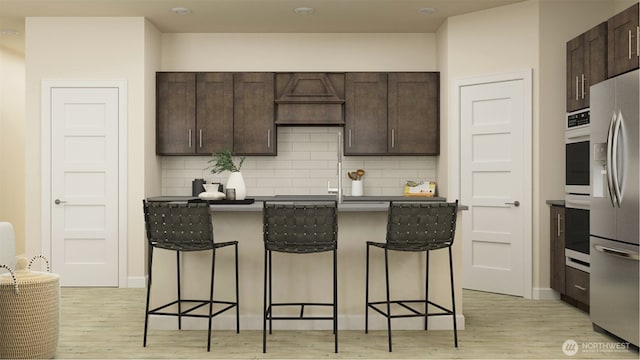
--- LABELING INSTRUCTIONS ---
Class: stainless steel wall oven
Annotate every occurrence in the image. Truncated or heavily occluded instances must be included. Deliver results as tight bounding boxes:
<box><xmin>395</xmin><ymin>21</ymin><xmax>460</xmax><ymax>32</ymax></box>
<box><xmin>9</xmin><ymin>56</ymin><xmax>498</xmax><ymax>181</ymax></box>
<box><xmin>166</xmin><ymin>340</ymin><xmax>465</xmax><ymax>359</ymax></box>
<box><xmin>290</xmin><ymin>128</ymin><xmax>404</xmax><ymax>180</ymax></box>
<box><xmin>565</xmin><ymin>110</ymin><xmax>590</xmax><ymax>195</ymax></box>
<box><xmin>565</xmin><ymin>109</ymin><xmax>591</xmax><ymax>270</ymax></box>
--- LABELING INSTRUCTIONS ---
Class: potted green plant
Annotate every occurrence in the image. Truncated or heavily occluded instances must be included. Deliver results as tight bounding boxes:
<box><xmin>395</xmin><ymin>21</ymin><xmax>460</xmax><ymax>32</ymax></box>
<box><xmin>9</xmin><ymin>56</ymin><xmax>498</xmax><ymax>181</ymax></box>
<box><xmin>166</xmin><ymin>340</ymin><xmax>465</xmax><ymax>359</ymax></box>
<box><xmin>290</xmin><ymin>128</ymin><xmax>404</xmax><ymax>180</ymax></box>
<box><xmin>207</xmin><ymin>150</ymin><xmax>247</xmax><ymax>200</ymax></box>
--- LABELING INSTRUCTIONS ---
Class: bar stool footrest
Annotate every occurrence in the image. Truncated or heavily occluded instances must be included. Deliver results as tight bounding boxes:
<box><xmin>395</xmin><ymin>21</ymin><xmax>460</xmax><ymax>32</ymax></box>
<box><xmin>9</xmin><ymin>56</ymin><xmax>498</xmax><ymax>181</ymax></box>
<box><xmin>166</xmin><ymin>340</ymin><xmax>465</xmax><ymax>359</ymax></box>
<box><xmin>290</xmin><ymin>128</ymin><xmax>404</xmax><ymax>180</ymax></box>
<box><xmin>367</xmin><ymin>299</ymin><xmax>454</xmax><ymax>319</ymax></box>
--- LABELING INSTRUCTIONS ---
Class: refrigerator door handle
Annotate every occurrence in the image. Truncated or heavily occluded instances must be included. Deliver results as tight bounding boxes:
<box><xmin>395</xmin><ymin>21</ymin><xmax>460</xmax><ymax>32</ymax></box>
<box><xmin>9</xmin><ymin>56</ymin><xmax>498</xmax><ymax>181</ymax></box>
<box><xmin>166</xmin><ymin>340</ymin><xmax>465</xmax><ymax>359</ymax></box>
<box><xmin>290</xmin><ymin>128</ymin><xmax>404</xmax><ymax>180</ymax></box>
<box><xmin>594</xmin><ymin>245</ymin><xmax>640</xmax><ymax>261</ymax></box>
<box><xmin>612</xmin><ymin>110</ymin><xmax>623</xmax><ymax>207</ymax></box>
<box><xmin>606</xmin><ymin>112</ymin><xmax>617</xmax><ymax>207</ymax></box>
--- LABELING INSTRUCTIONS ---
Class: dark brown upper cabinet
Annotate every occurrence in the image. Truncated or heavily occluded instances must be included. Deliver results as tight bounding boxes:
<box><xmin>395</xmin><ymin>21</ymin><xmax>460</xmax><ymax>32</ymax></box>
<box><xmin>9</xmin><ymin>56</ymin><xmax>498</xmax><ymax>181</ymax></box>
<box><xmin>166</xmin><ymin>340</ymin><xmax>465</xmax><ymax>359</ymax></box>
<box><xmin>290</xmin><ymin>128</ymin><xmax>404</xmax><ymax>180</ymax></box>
<box><xmin>388</xmin><ymin>72</ymin><xmax>440</xmax><ymax>155</ymax></box>
<box><xmin>344</xmin><ymin>73</ymin><xmax>388</xmax><ymax>155</ymax></box>
<box><xmin>156</xmin><ymin>72</ymin><xmax>233</xmax><ymax>155</ymax></box>
<box><xmin>156</xmin><ymin>72</ymin><xmax>197</xmax><ymax>155</ymax></box>
<box><xmin>275</xmin><ymin>73</ymin><xmax>345</xmax><ymax>125</ymax></box>
<box><xmin>196</xmin><ymin>73</ymin><xmax>234</xmax><ymax>154</ymax></box>
<box><xmin>607</xmin><ymin>2</ymin><xmax>639</xmax><ymax>78</ymax></box>
<box><xmin>566</xmin><ymin>22</ymin><xmax>607</xmax><ymax>112</ymax></box>
<box><xmin>234</xmin><ymin>72</ymin><xmax>276</xmax><ymax>155</ymax></box>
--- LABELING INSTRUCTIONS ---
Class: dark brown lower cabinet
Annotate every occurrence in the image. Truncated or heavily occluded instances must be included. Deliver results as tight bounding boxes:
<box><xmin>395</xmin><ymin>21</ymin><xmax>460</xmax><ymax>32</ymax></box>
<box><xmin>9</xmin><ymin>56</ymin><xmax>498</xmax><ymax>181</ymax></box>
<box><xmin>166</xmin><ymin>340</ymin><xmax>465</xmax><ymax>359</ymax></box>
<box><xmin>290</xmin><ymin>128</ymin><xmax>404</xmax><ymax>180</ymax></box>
<box><xmin>550</xmin><ymin>205</ymin><xmax>565</xmax><ymax>293</ymax></box>
<box><xmin>565</xmin><ymin>266</ymin><xmax>590</xmax><ymax>308</ymax></box>
<box><xmin>550</xmin><ymin>204</ymin><xmax>589</xmax><ymax>312</ymax></box>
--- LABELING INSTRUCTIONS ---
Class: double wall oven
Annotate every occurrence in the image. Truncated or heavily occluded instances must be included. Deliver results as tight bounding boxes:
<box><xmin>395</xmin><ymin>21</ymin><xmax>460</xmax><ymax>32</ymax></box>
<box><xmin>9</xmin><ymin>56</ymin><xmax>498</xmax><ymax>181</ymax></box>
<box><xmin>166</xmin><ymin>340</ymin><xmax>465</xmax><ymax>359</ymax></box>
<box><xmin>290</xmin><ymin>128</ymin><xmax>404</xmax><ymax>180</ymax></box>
<box><xmin>565</xmin><ymin>109</ymin><xmax>590</xmax><ymax>271</ymax></box>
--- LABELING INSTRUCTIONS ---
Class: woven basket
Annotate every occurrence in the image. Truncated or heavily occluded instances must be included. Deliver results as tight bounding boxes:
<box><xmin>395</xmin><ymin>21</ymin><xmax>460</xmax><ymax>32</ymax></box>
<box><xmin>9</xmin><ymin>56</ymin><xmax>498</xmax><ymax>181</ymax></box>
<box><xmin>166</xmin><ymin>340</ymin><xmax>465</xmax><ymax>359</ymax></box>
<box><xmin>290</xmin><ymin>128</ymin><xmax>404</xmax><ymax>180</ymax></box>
<box><xmin>0</xmin><ymin>256</ymin><xmax>60</xmax><ymax>359</ymax></box>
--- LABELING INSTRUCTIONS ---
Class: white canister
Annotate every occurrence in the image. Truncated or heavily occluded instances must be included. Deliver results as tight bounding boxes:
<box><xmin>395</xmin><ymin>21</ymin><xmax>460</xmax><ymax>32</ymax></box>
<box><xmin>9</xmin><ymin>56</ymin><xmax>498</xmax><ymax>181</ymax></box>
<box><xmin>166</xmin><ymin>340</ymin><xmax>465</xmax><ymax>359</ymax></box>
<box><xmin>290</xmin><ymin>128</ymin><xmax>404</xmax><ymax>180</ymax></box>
<box><xmin>351</xmin><ymin>180</ymin><xmax>363</xmax><ymax>196</ymax></box>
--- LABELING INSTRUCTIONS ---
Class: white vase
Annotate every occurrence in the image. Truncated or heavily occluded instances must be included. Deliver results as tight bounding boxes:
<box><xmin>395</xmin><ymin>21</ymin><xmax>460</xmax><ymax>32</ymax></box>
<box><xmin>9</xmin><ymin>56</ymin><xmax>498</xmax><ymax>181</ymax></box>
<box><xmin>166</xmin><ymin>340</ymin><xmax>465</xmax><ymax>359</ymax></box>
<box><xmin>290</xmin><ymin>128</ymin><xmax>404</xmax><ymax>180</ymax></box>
<box><xmin>226</xmin><ymin>171</ymin><xmax>246</xmax><ymax>200</ymax></box>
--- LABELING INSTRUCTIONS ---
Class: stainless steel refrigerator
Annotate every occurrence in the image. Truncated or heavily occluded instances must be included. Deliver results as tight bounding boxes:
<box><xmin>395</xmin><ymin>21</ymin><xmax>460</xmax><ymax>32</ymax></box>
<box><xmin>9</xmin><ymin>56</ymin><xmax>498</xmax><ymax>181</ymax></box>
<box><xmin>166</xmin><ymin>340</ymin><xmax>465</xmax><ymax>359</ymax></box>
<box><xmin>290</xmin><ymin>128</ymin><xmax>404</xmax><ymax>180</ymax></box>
<box><xmin>590</xmin><ymin>68</ymin><xmax>639</xmax><ymax>347</ymax></box>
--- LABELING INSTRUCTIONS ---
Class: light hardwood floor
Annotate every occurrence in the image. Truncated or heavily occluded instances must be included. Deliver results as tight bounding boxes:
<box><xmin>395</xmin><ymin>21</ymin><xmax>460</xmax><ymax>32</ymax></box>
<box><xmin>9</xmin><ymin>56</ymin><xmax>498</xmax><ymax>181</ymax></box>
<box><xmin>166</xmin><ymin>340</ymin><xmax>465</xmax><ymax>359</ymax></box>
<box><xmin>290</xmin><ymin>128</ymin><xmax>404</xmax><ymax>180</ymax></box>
<box><xmin>55</xmin><ymin>288</ymin><xmax>637</xmax><ymax>359</ymax></box>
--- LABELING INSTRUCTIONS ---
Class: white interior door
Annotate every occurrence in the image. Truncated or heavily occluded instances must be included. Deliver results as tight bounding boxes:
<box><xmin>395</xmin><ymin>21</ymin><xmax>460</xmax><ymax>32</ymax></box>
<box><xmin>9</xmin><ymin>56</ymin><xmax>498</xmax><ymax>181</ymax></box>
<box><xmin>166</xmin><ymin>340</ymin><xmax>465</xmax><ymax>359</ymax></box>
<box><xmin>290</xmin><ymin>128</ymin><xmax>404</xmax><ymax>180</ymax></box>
<box><xmin>459</xmin><ymin>74</ymin><xmax>531</xmax><ymax>297</ymax></box>
<box><xmin>49</xmin><ymin>87</ymin><xmax>120</xmax><ymax>286</ymax></box>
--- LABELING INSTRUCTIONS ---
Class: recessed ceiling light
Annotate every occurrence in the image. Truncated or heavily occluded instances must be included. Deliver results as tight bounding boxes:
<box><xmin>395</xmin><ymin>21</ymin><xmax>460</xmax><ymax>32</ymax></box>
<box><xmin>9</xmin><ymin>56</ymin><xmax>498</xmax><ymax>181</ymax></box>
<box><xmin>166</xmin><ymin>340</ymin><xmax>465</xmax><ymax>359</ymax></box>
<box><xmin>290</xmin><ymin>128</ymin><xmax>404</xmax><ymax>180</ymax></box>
<box><xmin>294</xmin><ymin>7</ymin><xmax>315</xmax><ymax>15</ymax></box>
<box><xmin>418</xmin><ymin>7</ymin><xmax>436</xmax><ymax>15</ymax></box>
<box><xmin>171</xmin><ymin>7</ymin><xmax>192</xmax><ymax>15</ymax></box>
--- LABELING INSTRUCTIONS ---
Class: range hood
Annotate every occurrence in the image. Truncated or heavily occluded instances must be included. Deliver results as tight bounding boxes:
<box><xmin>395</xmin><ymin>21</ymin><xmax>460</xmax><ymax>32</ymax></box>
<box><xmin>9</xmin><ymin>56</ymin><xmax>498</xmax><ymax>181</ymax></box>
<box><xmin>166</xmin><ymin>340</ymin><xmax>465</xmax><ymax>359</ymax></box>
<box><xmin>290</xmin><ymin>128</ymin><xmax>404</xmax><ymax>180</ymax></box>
<box><xmin>275</xmin><ymin>72</ymin><xmax>345</xmax><ymax>125</ymax></box>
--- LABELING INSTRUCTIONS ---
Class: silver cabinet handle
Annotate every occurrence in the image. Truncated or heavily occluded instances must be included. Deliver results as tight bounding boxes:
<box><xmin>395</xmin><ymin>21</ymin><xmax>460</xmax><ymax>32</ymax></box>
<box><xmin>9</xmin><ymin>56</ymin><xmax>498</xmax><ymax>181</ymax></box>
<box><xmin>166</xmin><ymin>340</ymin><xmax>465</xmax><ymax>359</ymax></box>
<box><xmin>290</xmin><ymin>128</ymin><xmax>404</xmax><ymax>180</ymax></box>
<box><xmin>581</xmin><ymin>73</ymin><xmax>585</xmax><ymax>99</ymax></box>
<box><xmin>188</xmin><ymin>129</ymin><xmax>192</xmax><ymax>148</ymax></box>
<box><xmin>267</xmin><ymin>128</ymin><xmax>271</xmax><ymax>148</ymax></box>
<box><xmin>504</xmin><ymin>201</ymin><xmax>520</xmax><ymax>207</ymax></box>
<box><xmin>573</xmin><ymin>284</ymin><xmax>587</xmax><ymax>292</ymax></box>
<box><xmin>575</xmin><ymin>76</ymin><xmax>579</xmax><ymax>101</ymax></box>
<box><xmin>629</xmin><ymin>29</ymin><xmax>633</xmax><ymax>60</ymax></box>
<box><xmin>54</xmin><ymin>199</ymin><xmax>67</xmax><ymax>205</ymax></box>
<box><xmin>199</xmin><ymin>129</ymin><xmax>203</xmax><ymax>148</ymax></box>
<box><xmin>557</xmin><ymin>213</ymin><xmax>562</xmax><ymax>237</ymax></box>
<box><xmin>391</xmin><ymin>129</ymin><xmax>395</xmax><ymax>148</ymax></box>
<box><xmin>637</xmin><ymin>26</ymin><xmax>639</xmax><ymax>57</ymax></box>
<box><xmin>348</xmin><ymin>129</ymin><xmax>352</xmax><ymax>148</ymax></box>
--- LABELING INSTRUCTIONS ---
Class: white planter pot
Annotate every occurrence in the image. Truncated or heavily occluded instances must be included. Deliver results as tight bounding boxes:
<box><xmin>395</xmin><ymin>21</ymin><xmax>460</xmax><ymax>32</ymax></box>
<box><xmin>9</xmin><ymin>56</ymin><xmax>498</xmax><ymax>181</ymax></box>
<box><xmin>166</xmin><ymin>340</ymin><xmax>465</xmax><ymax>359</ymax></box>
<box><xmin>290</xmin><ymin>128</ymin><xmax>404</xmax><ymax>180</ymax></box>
<box><xmin>226</xmin><ymin>171</ymin><xmax>246</xmax><ymax>200</ymax></box>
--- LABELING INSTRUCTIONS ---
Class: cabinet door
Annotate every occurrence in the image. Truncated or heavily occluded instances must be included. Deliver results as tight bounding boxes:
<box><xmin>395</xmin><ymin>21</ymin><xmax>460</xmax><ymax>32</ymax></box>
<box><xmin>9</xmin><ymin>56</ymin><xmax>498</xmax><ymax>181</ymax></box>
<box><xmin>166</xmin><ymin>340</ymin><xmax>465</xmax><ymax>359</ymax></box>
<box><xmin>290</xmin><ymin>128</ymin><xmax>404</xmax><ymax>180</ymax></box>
<box><xmin>388</xmin><ymin>72</ymin><xmax>439</xmax><ymax>155</ymax></box>
<box><xmin>156</xmin><ymin>72</ymin><xmax>196</xmax><ymax>155</ymax></box>
<box><xmin>550</xmin><ymin>206</ymin><xmax>566</xmax><ymax>293</ymax></box>
<box><xmin>344</xmin><ymin>73</ymin><xmax>388</xmax><ymax>155</ymax></box>
<box><xmin>196</xmin><ymin>73</ymin><xmax>234</xmax><ymax>154</ymax></box>
<box><xmin>608</xmin><ymin>2</ymin><xmax>639</xmax><ymax>78</ymax></box>
<box><xmin>566</xmin><ymin>34</ymin><xmax>585</xmax><ymax>112</ymax></box>
<box><xmin>234</xmin><ymin>72</ymin><xmax>276</xmax><ymax>155</ymax></box>
<box><xmin>584</xmin><ymin>22</ymin><xmax>608</xmax><ymax>106</ymax></box>
<box><xmin>567</xmin><ymin>23</ymin><xmax>607</xmax><ymax>112</ymax></box>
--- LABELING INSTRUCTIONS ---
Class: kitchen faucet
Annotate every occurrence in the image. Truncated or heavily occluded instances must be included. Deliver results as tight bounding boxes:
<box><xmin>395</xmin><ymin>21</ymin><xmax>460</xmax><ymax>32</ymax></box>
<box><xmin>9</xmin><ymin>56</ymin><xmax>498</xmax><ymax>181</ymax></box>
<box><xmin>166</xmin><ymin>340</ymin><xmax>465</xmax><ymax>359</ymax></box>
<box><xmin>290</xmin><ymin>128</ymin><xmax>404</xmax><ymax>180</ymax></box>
<box><xmin>327</xmin><ymin>131</ymin><xmax>343</xmax><ymax>204</ymax></box>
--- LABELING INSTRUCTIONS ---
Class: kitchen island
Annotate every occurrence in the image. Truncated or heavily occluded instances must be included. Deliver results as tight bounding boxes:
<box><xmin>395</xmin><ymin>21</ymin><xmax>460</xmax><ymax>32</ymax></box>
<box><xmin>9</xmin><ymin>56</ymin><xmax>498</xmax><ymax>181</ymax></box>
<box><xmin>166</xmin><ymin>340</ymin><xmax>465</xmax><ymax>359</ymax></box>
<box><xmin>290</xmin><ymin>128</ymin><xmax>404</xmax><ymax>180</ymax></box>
<box><xmin>145</xmin><ymin>196</ymin><xmax>465</xmax><ymax>332</ymax></box>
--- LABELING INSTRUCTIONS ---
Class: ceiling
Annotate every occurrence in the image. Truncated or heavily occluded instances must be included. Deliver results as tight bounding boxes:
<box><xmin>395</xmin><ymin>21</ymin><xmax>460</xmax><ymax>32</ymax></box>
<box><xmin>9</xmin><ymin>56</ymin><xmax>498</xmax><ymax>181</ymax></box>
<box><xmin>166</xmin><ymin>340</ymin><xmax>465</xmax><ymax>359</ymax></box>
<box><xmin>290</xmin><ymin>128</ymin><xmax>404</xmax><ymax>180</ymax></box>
<box><xmin>0</xmin><ymin>0</ymin><xmax>525</xmax><ymax>55</ymax></box>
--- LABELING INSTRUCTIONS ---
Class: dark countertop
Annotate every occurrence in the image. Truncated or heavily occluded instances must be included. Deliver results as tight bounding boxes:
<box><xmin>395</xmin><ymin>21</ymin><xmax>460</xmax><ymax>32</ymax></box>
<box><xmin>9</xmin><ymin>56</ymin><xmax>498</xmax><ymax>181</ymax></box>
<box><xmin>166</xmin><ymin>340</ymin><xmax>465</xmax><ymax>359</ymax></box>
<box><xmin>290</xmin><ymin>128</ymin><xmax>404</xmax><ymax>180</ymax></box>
<box><xmin>146</xmin><ymin>195</ymin><xmax>464</xmax><ymax>212</ymax></box>
<box><xmin>147</xmin><ymin>195</ymin><xmax>447</xmax><ymax>203</ymax></box>
<box><xmin>546</xmin><ymin>200</ymin><xmax>565</xmax><ymax>206</ymax></box>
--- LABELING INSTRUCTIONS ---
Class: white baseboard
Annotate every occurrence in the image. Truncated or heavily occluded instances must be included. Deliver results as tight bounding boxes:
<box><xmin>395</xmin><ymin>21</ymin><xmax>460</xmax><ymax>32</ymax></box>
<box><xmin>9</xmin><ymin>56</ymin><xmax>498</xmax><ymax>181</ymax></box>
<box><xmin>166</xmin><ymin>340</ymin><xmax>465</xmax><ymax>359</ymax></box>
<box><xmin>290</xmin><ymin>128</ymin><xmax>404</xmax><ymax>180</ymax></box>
<box><xmin>149</xmin><ymin>314</ymin><xmax>465</xmax><ymax>331</ymax></box>
<box><xmin>126</xmin><ymin>276</ymin><xmax>146</xmax><ymax>288</ymax></box>
<box><xmin>533</xmin><ymin>287</ymin><xmax>560</xmax><ymax>300</ymax></box>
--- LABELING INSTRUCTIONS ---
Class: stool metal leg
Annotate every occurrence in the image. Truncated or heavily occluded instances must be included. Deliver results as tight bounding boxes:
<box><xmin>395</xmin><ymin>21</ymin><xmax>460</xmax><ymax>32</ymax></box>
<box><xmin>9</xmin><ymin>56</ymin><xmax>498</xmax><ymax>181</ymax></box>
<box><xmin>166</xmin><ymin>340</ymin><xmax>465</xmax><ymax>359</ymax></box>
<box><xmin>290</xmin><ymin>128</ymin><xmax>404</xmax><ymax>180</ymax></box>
<box><xmin>235</xmin><ymin>243</ymin><xmax>240</xmax><ymax>334</ymax></box>
<box><xmin>207</xmin><ymin>249</ymin><xmax>216</xmax><ymax>352</ymax></box>
<box><xmin>143</xmin><ymin>246</ymin><xmax>153</xmax><ymax>347</ymax></box>
<box><xmin>384</xmin><ymin>248</ymin><xmax>392</xmax><ymax>352</ymax></box>
<box><xmin>365</xmin><ymin>244</ymin><xmax>370</xmax><ymax>334</ymax></box>
<box><xmin>333</xmin><ymin>249</ymin><xmax>338</xmax><ymax>353</ymax></box>
<box><xmin>425</xmin><ymin>251</ymin><xmax>430</xmax><ymax>331</ymax></box>
<box><xmin>176</xmin><ymin>251</ymin><xmax>182</xmax><ymax>330</ymax></box>
<box><xmin>449</xmin><ymin>247</ymin><xmax>458</xmax><ymax>347</ymax></box>
<box><xmin>262</xmin><ymin>249</ymin><xmax>268</xmax><ymax>353</ymax></box>
<box><xmin>268</xmin><ymin>251</ymin><xmax>273</xmax><ymax>335</ymax></box>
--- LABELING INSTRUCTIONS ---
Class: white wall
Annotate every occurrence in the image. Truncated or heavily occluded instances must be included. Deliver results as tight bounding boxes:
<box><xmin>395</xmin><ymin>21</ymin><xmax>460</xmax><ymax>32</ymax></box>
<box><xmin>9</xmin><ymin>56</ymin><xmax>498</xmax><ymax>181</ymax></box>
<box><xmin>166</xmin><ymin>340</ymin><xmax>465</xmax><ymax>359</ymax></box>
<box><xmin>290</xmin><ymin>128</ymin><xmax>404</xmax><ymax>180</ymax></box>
<box><xmin>161</xmin><ymin>33</ymin><xmax>437</xmax><ymax>72</ymax></box>
<box><xmin>24</xmin><ymin>17</ymin><xmax>159</xmax><ymax>284</ymax></box>
<box><xmin>0</xmin><ymin>47</ymin><xmax>25</xmax><ymax>256</ymax></box>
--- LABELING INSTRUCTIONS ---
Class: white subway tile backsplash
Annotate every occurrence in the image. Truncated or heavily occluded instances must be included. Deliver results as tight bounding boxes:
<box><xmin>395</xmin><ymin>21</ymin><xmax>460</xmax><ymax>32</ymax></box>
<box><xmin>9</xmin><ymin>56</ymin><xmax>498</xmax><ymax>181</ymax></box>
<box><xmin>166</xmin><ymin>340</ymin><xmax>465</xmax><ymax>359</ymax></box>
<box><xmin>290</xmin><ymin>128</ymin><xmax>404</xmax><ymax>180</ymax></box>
<box><xmin>161</xmin><ymin>126</ymin><xmax>438</xmax><ymax>197</ymax></box>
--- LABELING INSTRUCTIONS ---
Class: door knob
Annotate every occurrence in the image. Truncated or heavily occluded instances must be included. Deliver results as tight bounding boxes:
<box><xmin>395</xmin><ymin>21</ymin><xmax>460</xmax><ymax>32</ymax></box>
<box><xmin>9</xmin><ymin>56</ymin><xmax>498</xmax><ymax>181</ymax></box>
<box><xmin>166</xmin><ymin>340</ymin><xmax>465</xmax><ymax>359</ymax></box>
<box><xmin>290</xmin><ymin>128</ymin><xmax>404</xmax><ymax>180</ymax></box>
<box><xmin>54</xmin><ymin>199</ymin><xmax>67</xmax><ymax>205</ymax></box>
<box><xmin>504</xmin><ymin>201</ymin><xmax>520</xmax><ymax>207</ymax></box>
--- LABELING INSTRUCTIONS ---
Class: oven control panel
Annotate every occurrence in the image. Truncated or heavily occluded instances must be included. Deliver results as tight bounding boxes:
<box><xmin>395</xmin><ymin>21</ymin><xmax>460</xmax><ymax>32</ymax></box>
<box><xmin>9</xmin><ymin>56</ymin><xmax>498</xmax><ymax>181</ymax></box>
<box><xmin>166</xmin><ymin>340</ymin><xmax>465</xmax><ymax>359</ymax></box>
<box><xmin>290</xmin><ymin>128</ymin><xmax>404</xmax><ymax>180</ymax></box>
<box><xmin>567</xmin><ymin>110</ymin><xmax>590</xmax><ymax>128</ymax></box>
